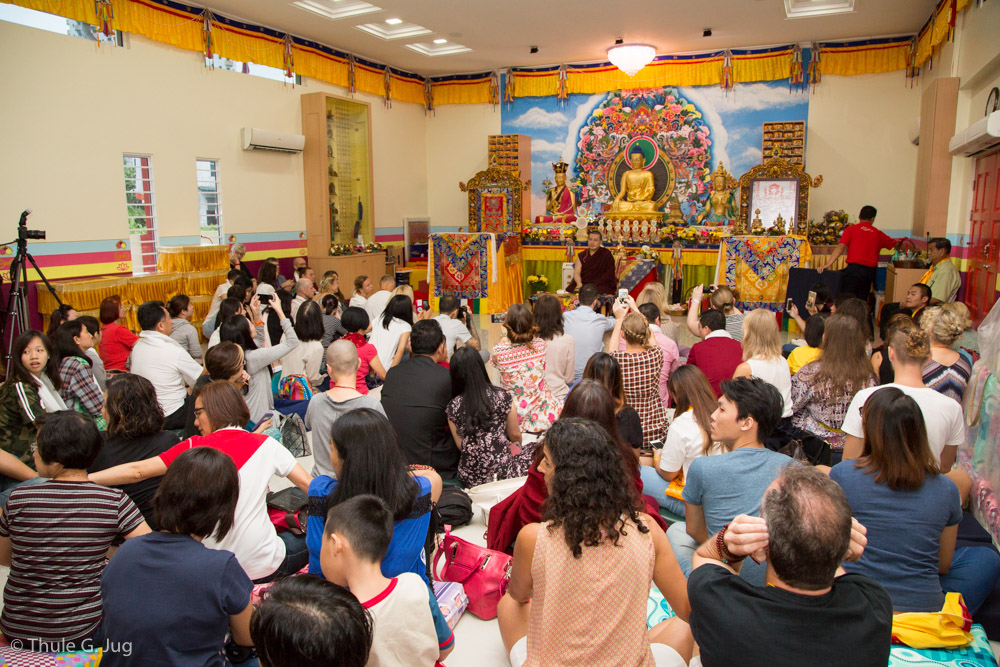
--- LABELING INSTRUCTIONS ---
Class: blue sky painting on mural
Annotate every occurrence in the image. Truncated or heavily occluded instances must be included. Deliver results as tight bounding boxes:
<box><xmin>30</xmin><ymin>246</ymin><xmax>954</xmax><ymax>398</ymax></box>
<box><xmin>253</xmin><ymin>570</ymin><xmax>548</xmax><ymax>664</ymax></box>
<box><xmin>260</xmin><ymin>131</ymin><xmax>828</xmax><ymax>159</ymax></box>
<box><xmin>501</xmin><ymin>81</ymin><xmax>808</xmax><ymax>225</ymax></box>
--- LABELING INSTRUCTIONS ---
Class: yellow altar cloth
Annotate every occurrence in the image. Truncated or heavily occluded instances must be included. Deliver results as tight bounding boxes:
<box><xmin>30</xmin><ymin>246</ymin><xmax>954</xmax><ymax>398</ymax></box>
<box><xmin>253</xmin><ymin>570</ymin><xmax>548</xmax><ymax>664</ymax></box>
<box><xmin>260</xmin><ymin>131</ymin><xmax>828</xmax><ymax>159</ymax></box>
<box><xmin>156</xmin><ymin>244</ymin><xmax>229</xmax><ymax>272</ymax></box>
<box><xmin>715</xmin><ymin>236</ymin><xmax>812</xmax><ymax>311</ymax></box>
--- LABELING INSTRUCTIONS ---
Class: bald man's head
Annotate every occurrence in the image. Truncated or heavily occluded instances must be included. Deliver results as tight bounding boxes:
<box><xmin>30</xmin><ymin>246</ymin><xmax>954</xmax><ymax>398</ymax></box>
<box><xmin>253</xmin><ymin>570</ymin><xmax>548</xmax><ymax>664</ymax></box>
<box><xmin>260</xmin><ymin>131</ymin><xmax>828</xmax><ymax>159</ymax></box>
<box><xmin>296</xmin><ymin>278</ymin><xmax>316</xmax><ymax>298</ymax></box>
<box><xmin>326</xmin><ymin>339</ymin><xmax>360</xmax><ymax>379</ymax></box>
<box><xmin>379</xmin><ymin>275</ymin><xmax>395</xmax><ymax>290</ymax></box>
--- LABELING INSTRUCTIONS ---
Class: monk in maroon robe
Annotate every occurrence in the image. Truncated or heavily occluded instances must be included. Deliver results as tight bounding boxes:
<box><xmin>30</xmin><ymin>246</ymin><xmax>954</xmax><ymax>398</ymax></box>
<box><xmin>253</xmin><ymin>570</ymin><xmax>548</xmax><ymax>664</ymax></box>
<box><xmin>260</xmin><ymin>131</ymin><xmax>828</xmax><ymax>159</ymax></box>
<box><xmin>568</xmin><ymin>231</ymin><xmax>617</xmax><ymax>294</ymax></box>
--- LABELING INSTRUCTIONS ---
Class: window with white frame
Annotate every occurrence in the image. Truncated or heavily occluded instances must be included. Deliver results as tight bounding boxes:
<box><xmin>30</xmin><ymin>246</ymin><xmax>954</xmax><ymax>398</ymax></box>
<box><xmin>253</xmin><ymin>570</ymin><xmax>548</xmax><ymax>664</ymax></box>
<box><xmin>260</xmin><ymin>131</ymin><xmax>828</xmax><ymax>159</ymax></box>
<box><xmin>196</xmin><ymin>159</ymin><xmax>223</xmax><ymax>245</ymax></box>
<box><xmin>123</xmin><ymin>154</ymin><xmax>158</xmax><ymax>275</ymax></box>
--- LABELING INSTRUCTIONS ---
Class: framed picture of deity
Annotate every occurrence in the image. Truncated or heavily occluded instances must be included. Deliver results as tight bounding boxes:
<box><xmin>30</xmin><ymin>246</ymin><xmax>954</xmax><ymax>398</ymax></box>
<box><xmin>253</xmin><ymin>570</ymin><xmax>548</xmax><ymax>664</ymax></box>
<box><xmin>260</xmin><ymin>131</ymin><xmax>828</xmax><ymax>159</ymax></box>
<box><xmin>748</xmin><ymin>178</ymin><xmax>798</xmax><ymax>230</ymax></box>
<box><xmin>459</xmin><ymin>157</ymin><xmax>529</xmax><ymax>237</ymax></box>
<box><xmin>737</xmin><ymin>148</ymin><xmax>823</xmax><ymax>236</ymax></box>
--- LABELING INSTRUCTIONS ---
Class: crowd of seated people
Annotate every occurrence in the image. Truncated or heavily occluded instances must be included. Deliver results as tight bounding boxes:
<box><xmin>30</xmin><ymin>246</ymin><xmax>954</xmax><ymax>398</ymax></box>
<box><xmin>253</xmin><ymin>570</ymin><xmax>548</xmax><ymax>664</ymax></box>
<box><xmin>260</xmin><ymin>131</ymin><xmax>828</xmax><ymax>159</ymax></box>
<box><xmin>0</xmin><ymin>250</ymin><xmax>997</xmax><ymax>667</ymax></box>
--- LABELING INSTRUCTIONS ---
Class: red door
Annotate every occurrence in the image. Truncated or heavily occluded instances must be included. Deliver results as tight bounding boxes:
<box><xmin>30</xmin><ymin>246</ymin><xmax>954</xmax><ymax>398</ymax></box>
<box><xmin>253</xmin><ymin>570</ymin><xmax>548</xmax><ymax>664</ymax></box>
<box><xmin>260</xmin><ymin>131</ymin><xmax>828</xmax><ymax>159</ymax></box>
<box><xmin>966</xmin><ymin>151</ymin><xmax>1000</xmax><ymax>325</ymax></box>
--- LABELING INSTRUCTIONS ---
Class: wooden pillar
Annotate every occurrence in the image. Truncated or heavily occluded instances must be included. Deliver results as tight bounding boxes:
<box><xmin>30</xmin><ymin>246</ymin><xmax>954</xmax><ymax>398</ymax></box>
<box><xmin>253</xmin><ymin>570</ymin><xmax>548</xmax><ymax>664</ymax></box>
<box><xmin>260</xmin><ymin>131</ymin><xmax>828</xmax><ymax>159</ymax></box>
<box><xmin>912</xmin><ymin>77</ymin><xmax>959</xmax><ymax>238</ymax></box>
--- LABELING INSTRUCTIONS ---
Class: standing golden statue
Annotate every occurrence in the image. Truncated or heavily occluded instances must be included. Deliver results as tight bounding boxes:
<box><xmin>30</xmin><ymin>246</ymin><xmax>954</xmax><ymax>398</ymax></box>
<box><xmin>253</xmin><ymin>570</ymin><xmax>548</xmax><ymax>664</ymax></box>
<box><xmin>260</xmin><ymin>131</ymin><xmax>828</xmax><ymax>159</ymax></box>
<box><xmin>611</xmin><ymin>147</ymin><xmax>657</xmax><ymax>214</ymax></box>
<box><xmin>697</xmin><ymin>162</ymin><xmax>738</xmax><ymax>226</ymax></box>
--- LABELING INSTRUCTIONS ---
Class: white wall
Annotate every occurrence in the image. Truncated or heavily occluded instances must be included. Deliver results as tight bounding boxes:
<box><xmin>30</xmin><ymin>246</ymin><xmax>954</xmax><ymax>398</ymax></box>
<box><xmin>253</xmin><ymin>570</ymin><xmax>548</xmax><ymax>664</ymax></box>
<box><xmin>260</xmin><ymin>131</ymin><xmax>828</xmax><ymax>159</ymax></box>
<box><xmin>806</xmin><ymin>72</ymin><xmax>921</xmax><ymax>233</ymax></box>
<box><xmin>0</xmin><ymin>21</ymin><xmax>428</xmax><ymax>243</ymax></box>
<box><xmin>425</xmin><ymin>104</ymin><xmax>502</xmax><ymax>230</ymax></box>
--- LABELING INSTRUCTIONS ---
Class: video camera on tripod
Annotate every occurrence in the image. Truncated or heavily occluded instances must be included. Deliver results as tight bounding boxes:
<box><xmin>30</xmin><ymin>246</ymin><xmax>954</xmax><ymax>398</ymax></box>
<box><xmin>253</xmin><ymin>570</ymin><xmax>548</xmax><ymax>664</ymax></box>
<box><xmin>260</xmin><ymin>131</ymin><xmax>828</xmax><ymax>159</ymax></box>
<box><xmin>17</xmin><ymin>210</ymin><xmax>46</xmax><ymax>241</ymax></box>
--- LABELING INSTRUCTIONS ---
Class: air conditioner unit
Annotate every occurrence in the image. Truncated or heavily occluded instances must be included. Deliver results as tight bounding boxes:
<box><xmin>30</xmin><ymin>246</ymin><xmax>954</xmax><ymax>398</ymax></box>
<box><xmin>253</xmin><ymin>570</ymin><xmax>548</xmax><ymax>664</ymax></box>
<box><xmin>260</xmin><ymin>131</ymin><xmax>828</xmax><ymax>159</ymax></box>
<box><xmin>908</xmin><ymin>117</ymin><xmax>920</xmax><ymax>146</ymax></box>
<box><xmin>949</xmin><ymin>111</ymin><xmax>1000</xmax><ymax>157</ymax></box>
<box><xmin>240</xmin><ymin>127</ymin><xmax>305</xmax><ymax>153</ymax></box>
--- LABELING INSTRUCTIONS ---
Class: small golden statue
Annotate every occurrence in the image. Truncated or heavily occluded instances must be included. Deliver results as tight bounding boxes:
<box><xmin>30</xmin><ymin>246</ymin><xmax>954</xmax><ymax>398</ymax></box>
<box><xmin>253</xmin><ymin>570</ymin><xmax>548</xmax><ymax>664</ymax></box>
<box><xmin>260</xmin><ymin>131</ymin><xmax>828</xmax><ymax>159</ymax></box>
<box><xmin>666</xmin><ymin>192</ymin><xmax>685</xmax><ymax>225</ymax></box>
<box><xmin>772</xmin><ymin>213</ymin><xmax>786</xmax><ymax>236</ymax></box>
<box><xmin>610</xmin><ymin>147</ymin><xmax>657</xmax><ymax>215</ymax></box>
<box><xmin>750</xmin><ymin>208</ymin><xmax>765</xmax><ymax>235</ymax></box>
<box><xmin>697</xmin><ymin>162</ymin><xmax>738</xmax><ymax>226</ymax></box>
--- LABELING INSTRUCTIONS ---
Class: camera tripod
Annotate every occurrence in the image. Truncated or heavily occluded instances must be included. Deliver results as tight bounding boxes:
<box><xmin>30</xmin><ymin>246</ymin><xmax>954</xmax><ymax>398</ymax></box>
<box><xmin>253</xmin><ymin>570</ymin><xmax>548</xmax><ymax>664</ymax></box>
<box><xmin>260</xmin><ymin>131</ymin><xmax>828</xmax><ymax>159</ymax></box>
<box><xmin>1</xmin><ymin>211</ymin><xmax>62</xmax><ymax>374</ymax></box>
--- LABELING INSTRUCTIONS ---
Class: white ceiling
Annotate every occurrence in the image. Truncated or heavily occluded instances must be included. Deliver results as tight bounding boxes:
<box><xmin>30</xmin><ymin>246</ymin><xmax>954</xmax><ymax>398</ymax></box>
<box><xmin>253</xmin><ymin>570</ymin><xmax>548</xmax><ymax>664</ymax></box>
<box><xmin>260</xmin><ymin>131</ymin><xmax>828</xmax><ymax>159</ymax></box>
<box><xmin>197</xmin><ymin>0</ymin><xmax>936</xmax><ymax>77</ymax></box>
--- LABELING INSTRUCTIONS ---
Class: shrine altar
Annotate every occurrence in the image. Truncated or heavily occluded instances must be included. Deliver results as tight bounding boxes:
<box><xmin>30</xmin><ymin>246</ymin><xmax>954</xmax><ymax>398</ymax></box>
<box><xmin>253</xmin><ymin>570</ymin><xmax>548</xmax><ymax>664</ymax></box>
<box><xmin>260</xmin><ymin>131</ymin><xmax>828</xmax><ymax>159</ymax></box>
<box><xmin>714</xmin><ymin>236</ymin><xmax>813</xmax><ymax>311</ymax></box>
<box><xmin>428</xmin><ymin>232</ymin><xmax>522</xmax><ymax>314</ymax></box>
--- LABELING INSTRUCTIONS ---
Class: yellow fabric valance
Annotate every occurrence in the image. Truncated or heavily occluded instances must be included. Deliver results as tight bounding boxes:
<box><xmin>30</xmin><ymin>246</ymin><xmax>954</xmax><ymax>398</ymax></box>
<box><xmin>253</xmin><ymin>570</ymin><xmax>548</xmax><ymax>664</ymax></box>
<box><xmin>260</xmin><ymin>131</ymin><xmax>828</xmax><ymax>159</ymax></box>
<box><xmin>156</xmin><ymin>245</ymin><xmax>229</xmax><ymax>273</ymax></box>
<box><xmin>3</xmin><ymin>0</ymin><xmax>929</xmax><ymax>106</ymax></box>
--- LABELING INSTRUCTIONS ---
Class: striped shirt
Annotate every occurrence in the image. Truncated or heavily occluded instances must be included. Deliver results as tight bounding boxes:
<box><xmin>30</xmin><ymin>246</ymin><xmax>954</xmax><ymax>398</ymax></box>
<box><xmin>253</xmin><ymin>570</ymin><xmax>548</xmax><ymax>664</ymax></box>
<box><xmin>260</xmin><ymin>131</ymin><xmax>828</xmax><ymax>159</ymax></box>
<box><xmin>0</xmin><ymin>480</ymin><xmax>143</xmax><ymax>642</ymax></box>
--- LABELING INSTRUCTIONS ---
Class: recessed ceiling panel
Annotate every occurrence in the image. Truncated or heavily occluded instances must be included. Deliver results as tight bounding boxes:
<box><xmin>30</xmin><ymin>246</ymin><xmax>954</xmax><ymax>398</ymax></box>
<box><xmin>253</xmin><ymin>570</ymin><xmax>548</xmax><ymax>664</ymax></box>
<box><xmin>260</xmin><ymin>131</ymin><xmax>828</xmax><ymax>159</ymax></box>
<box><xmin>291</xmin><ymin>0</ymin><xmax>382</xmax><ymax>21</ymax></box>
<box><xmin>356</xmin><ymin>21</ymin><xmax>432</xmax><ymax>40</ymax></box>
<box><xmin>784</xmin><ymin>0</ymin><xmax>855</xmax><ymax>19</ymax></box>
<box><xmin>404</xmin><ymin>41</ymin><xmax>472</xmax><ymax>57</ymax></box>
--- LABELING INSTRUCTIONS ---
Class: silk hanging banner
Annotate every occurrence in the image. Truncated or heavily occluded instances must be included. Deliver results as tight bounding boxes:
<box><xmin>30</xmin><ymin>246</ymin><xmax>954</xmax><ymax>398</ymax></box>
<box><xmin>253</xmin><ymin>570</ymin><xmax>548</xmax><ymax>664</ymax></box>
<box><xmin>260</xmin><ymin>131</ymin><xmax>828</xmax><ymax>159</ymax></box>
<box><xmin>431</xmin><ymin>233</ymin><xmax>491</xmax><ymax>300</ymax></box>
<box><xmin>715</xmin><ymin>236</ymin><xmax>812</xmax><ymax>311</ymax></box>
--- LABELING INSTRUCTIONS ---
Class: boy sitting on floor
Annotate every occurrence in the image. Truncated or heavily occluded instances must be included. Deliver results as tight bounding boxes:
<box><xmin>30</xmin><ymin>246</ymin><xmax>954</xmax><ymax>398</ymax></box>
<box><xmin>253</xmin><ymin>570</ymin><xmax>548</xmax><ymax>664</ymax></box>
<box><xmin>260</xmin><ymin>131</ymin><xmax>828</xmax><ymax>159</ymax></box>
<box><xmin>320</xmin><ymin>495</ymin><xmax>441</xmax><ymax>667</ymax></box>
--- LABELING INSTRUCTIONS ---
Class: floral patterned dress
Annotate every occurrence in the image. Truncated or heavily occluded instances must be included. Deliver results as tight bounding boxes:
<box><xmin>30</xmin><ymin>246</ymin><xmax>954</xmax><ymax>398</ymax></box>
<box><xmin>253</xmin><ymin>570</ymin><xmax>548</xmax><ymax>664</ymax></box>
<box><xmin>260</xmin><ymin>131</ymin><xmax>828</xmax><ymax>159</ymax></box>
<box><xmin>446</xmin><ymin>388</ymin><xmax>532</xmax><ymax>488</ymax></box>
<box><xmin>611</xmin><ymin>346</ymin><xmax>665</xmax><ymax>446</ymax></box>
<box><xmin>790</xmin><ymin>361</ymin><xmax>876</xmax><ymax>452</ymax></box>
<box><xmin>491</xmin><ymin>337</ymin><xmax>562</xmax><ymax>434</ymax></box>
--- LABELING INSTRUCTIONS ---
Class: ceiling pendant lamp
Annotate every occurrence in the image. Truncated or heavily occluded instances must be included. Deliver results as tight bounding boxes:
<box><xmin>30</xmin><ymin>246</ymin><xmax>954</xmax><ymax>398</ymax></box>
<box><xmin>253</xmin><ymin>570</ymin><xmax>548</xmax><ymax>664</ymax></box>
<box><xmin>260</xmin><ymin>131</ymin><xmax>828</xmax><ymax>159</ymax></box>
<box><xmin>607</xmin><ymin>43</ymin><xmax>656</xmax><ymax>77</ymax></box>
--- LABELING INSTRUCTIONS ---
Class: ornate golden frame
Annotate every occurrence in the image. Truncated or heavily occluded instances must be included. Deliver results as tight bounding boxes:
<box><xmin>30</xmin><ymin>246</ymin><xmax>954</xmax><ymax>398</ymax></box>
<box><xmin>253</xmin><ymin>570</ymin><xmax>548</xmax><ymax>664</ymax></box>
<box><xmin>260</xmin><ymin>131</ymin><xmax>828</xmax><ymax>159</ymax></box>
<box><xmin>737</xmin><ymin>147</ymin><xmax>822</xmax><ymax>236</ymax></box>
<box><xmin>459</xmin><ymin>156</ymin><xmax>531</xmax><ymax>234</ymax></box>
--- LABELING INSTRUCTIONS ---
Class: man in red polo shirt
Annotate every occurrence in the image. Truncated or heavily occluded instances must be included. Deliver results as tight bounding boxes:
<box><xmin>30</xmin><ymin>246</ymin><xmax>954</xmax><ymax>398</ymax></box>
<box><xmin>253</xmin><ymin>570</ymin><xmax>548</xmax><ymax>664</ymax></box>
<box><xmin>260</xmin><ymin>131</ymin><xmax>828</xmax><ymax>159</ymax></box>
<box><xmin>686</xmin><ymin>309</ymin><xmax>743</xmax><ymax>397</ymax></box>
<box><xmin>818</xmin><ymin>205</ymin><xmax>898</xmax><ymax>301</ymax></box>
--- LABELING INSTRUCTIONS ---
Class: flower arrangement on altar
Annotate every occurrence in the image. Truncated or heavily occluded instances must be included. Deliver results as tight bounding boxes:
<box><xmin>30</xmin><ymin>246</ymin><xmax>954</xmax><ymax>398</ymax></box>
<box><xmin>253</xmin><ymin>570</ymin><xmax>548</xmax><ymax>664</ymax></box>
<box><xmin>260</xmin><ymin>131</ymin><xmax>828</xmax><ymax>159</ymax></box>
<box><xmin>329</xmin><ymin>241</ymin><xmax>386</xmax><ymax>256</ymax></box>
<box><xmin>521</xmin><ymin>227</ymin><xmax>576</xmax><ymax>243</ymax></box>
<box><xmin>659</xmin><ymin>225</ymin><xmax>729</xmax><ymax>246</ymax></box>
<box><xmin>526</xmin><ymin>274</ymin><xmax>549</xmax><ymax>291</ymax></box>
<box><xmin>808</xmin><ymin>210</ymin><xmax>850</xmax><ymax>246</ymax></box>
<box><xmin>330</xmin><ymin>243</ymin><xmax>354</xmax><ymax>256</ymax></box>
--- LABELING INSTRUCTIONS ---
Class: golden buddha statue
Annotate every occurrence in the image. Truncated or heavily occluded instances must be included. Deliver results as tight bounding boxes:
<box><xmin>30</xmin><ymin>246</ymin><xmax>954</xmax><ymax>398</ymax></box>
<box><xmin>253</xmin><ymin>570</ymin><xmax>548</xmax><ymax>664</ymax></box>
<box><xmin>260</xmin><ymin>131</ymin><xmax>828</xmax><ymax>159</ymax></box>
<box><xmin>611</xmin><ymin>148</ymin><xmax>657</xmax><ymax>214</ymax></box>
<box><xmin>697</xmin><ymin>162</ymin><xmax>738</xmax><ymax>226</ymax></box>
<box><xmin>750</xmin><ymin>208</ymin><xmax>765</xmax><ymax>235</ymax></box>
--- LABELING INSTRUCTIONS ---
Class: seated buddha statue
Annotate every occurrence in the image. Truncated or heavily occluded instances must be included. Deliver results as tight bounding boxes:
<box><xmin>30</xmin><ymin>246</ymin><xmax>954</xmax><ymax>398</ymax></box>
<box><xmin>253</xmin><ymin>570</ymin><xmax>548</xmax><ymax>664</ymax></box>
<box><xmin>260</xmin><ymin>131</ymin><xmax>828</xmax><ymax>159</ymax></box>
<box><xmin>609</xmin><ymin>148</ymin><xmax>658</xmax><ymax>217</ymax></box>
<box><xmin>534</xmin><ymin>160</ymin><xmax>577</xmax><ymax>224</ymax></box>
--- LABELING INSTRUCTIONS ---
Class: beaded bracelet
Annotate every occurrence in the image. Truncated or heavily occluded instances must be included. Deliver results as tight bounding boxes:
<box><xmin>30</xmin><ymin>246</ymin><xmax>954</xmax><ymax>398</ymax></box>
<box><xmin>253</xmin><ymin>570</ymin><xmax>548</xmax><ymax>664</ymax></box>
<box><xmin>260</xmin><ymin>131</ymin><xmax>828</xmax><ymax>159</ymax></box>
<box><xmin>717</xmin><ymin>523</ymin><xmax>746</xmax><ymax>565</ymax></box>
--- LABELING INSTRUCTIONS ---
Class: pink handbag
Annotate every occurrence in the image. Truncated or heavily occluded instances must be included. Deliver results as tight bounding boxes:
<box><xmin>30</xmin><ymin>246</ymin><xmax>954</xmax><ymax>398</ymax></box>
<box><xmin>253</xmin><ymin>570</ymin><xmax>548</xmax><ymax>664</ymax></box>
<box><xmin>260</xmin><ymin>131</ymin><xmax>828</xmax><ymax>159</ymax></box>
<box><xmin>432</xmin><ymin>524</ymin><xmax>512</xmax><ymax>620</ymax></box>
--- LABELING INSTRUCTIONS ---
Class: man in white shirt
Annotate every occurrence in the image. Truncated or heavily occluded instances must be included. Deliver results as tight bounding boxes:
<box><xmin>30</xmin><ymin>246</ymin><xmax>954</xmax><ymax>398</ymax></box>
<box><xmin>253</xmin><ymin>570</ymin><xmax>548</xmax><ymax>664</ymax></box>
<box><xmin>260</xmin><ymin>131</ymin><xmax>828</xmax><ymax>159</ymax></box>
<box><xmin>364</xmin><ymin>275</ymin><xmax>396</xmax><ymax>322</ymax></box>
<box><xmin>563</xmin><ymin>284</ymin><xmax>615</xmax><ymax>382</ymax></box>
<box><xmin>841</xmin><ymin>327</ymin><xmax>965</xmax><ymax>472</ymax></box>
<box><xmin>129</xmin><ymin>301</ymin><xmax>204</xmax><ymax>430</ymax></box>
<box><xmin>203</xmin><ymin>269</ymin><xmax>243</xmax><ymax>337</ymax></box>
<box><xmin>291</xmin><ymin>278</ymin><xmax>317</xmax><ymax>320</ymax></box>
<box><xmin>433</xmin><ymin>295</ymin><xmax>480</xmax><ymax>358</ymax></box>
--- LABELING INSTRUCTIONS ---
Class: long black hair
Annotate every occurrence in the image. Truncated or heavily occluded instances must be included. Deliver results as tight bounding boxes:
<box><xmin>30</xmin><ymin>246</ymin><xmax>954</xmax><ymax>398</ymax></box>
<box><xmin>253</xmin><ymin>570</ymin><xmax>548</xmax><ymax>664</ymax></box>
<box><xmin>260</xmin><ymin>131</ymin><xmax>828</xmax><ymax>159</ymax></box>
<box><xmin>214</xmin><ymin>297</ymin><xmax>243</xmax><ymax>332</ymax></box>
<box><xmin>380</xmin><ymin>294</ymin><xmax>414</xmax><ymax>330</ymax></box>
<box><xmin>52</xmin><ymin>320</ymin><xmax>92</xmax><ymax>367</ymax></box>
<box><xmin>449</xmin><ymin>346</ymin><xmax>502</xmax><ymax>435</ymax></box>
<box><xmin>327</xmin><ymin>408</ymin><xmax>418</xmax><ymax>522</ymax></box>
<box><xmin>219</xmin><ymin>314</ymin><xmax>258</xmax><ymax>351</ymax></box>
<box><xmin>542</xmin><ymin>418</ymin><xmax>647</xmax><ymax>558</ymax></box>
<box><xmin>5</xmin><ymin>330</ymin><xmax>61</xmax><ymax>390</ymax></box>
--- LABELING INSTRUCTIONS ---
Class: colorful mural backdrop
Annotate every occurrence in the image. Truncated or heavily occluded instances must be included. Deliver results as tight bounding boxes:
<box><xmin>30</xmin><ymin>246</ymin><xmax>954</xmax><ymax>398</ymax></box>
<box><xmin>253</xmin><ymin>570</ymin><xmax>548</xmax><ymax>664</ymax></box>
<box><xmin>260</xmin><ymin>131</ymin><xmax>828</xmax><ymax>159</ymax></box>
<box><xmin>501</xmin><ymin>82</ymin><xmax>808</xmax><ymax>225</ymax></box>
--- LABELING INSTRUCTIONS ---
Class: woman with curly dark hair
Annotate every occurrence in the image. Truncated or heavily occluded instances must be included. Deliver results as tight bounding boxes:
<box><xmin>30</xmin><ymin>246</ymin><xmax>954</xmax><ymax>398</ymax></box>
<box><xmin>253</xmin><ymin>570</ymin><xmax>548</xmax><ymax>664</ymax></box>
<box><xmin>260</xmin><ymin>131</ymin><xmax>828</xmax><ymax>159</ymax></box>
<box><xmin>88</xmin><ymin>373</ymin><xmax>181</xmax><ymax>527</ymax></box>
<box><xmin>498</xmin><ymin>418</ymin><xmax>692</xmax><ymax>667</ymax></box>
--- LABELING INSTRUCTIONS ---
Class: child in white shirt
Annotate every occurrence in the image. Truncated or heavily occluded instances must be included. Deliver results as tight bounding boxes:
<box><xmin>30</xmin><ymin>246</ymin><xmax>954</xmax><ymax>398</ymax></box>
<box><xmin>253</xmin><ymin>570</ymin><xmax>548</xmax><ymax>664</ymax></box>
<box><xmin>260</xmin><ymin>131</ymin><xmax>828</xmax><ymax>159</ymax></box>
<box><xmin>320</xmin><ymin>495</ymin><xmax>441</xmax><ymax>667</ymax></box>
